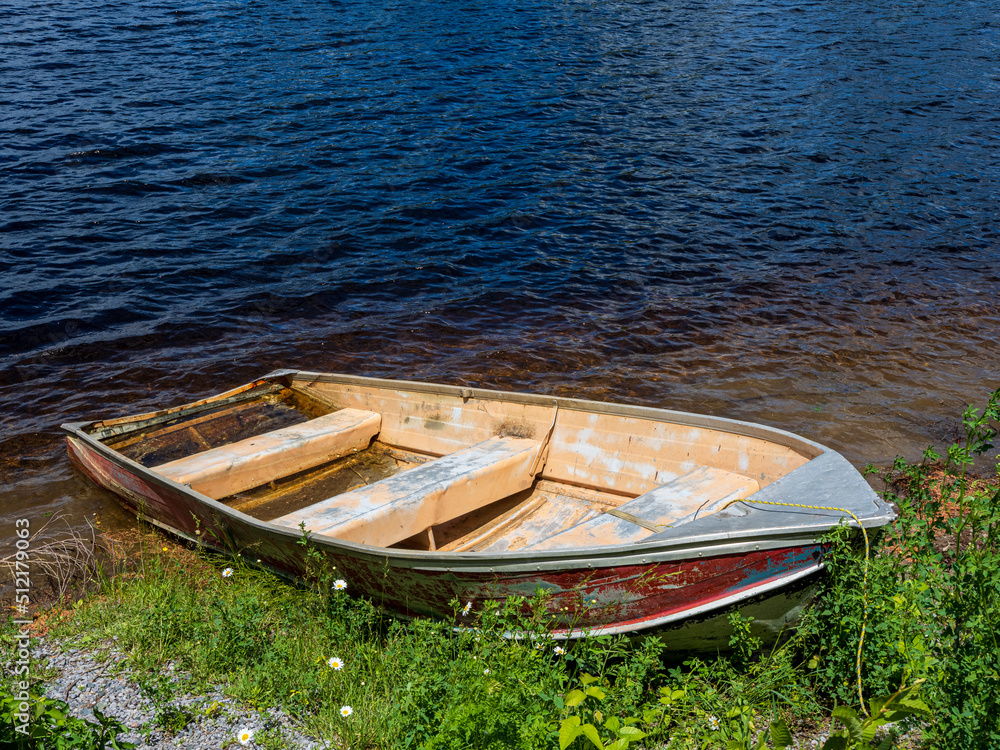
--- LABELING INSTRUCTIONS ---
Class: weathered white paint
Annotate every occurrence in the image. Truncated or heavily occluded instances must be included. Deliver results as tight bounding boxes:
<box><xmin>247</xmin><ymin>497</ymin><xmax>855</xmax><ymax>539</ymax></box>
<box><xmin>527</xmin><ymin>466</ymin><xmax>760</xmax><ymax>550</ymax></box>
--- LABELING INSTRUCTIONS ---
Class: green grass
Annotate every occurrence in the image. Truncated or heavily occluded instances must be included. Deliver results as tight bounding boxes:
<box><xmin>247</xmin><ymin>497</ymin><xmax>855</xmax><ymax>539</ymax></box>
<box><xmin>6</xmin><ymin>389</ymin><xmax>1000</xmax><ymax>749</ymax></box>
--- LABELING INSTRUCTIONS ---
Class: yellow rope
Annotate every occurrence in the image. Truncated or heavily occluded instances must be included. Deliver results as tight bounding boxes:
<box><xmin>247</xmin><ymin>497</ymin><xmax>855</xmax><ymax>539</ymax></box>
<box><xmin>720</xmin><ymin>498</ymin><xmax>871</xmax><ymax>716</ymax></box>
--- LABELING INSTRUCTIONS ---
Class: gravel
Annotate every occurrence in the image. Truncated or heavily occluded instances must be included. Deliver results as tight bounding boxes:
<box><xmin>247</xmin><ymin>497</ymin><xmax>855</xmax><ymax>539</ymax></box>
<box><xmin>30</xmin><ymin>637</ymin><xmax>332</xmax><ymax>749</ymax></box>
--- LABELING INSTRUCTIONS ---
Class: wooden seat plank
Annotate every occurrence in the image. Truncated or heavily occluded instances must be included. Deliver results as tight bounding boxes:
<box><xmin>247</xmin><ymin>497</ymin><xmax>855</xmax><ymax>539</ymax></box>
<box><xmin>525</xmin><ymin>467</ymin><xmax>760</xmax><ymax>550</ymax></box>
<box><xmin>271</xmin><ymin>436</ymin><xmax>540</xmax><ymax>547</ymax></box>
<box><xmin>153</xmin><ymin>408</ymin><xmax>381</xmax><ymax>499</ymax></box>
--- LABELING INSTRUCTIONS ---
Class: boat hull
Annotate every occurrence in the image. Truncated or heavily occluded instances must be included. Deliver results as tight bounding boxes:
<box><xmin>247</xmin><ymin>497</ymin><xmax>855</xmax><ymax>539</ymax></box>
<box><xmin>67</xmin><ymin>431</ymin><xmax>825</xmax><ymax>644</ymax></box>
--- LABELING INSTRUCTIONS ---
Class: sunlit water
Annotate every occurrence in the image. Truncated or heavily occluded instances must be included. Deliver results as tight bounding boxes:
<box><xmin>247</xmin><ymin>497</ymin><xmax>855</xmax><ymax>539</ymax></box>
<box><xmin>2</xmin><ymin>0</ymin><xmax>999</xmax><ymax>547</ymax></box>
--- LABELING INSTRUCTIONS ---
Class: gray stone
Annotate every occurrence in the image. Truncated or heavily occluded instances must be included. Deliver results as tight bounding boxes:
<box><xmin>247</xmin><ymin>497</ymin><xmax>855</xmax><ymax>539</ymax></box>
<box><xmin>32</xmin><ymin>640</ymin><xmax>326</xmax><ymax>750</ymax></box>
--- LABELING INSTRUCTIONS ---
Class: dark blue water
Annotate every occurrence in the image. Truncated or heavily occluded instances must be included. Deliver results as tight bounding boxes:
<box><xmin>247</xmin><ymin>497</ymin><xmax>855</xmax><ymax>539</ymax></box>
<box><xmin>1</xmin><ymin>0</ymin><xmax>999</xmax><ymax>534</ymax></box>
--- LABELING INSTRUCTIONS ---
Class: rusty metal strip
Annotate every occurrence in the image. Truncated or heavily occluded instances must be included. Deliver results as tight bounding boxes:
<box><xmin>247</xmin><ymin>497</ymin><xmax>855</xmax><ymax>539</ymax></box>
<box><xmin>106</xmin><ymin>399</ymin><xmax>265</xmax><ymax>451</ymax></box>
<box><xmin>605</xmin><ymin>507</ymin><xmax>666</xmax><ymax>533</ymax></box>
<box><xmin>380</xmin><ymin>445</ymin><xmax>435</xmax><ymax>465</ymax></box>
<box><xmin>529</xmin><ymin>402</ymin><xmax>559</xmax><ymax>476</ymax></box>
<box><xmin>534</xmin><ymin>480</ymin><xmax>628</xmax><ymax>508</ymax></box>
<box><xmin>90</xmin><ymin>382</ymin><xmax>284</xmax><ymax>441</ymax></box>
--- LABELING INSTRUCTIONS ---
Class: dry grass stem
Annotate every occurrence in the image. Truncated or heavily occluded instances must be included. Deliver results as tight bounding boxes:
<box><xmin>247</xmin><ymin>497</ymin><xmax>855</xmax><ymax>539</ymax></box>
<box><xmin>1</xmin><ymin>513</ymin><xmax>123</xmax><ymax>603</ymax></box>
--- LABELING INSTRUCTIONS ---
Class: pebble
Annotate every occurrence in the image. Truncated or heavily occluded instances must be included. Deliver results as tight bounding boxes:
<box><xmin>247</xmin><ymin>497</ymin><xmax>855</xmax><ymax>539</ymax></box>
<box><xmin>30</xmin><ymin>638</ymin><xmax>333</xmax><ymax>749</ymax></box>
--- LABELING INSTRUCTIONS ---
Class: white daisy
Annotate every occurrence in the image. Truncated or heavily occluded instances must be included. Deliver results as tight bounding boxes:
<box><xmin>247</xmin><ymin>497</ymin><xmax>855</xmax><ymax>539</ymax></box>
<box><xmin>327</xmin><ymin>657</ymin><xmax>344</xmax><ymax>671</ymax></box>
<box><xmin>222</xmin><ymin>568</ymin><xmax>234</xmax><ymax>578</ymax></box>
<box><xmin>238</xmin><ymin>727</ymin><xmax>254</xmax><ymax>745</ymax></box>
<box><xmin>483</xmin><ymin>669</ymin><xmax>490</xmax><ymax>675</ymax></box>
<box><xmin>340</xmin><ymin>705</ymin><xmax>353</xmax><ymax>717</ymax></box>
<box><xmin>461</xmin><ymin>601</ymin><xmax>472</xmax><ymax>616</ymax></box>
<box><xmin>554</xmin><ymin>645</ymin><xmax>565</xmax><ymax>655</ymax></box>
<box><xmin>333</xmin><ymin>579</ymin><xmax>347</xmax><ymax>591</ymax></box>
<box><xmin>709</xmin><ymin>715</ymin><xmax>720</xmax><ymax>731</ymax></box>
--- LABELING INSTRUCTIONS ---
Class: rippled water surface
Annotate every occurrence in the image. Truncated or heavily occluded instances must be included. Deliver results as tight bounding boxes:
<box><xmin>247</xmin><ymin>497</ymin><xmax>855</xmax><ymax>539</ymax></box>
<box><xmin>2</xmin><ymin>0</ymin><xmax>999</xmax><ymax>538</ymax></box>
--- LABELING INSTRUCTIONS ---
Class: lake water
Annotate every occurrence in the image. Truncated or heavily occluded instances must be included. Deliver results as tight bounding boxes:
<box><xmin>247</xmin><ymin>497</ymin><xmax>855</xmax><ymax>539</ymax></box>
<box><xmin>2</xmin><ymin>0</ymin><xmax>999</xmax><ymax>543</ymax></box>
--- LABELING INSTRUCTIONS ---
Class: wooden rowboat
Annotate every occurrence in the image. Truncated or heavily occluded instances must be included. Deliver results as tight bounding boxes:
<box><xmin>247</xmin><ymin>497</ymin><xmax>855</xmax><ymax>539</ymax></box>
<box><xmin>62</xmin><ymin>370</ymin><xmax>894</xmax><ymax>647</ymax></box>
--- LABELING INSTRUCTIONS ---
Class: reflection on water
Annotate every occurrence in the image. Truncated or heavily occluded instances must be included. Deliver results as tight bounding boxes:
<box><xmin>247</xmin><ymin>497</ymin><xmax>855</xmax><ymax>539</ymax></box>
<box><xmin>1</xmin><ymin>0</ymin><xmax>998</xmax><ymax>540</ymax></box>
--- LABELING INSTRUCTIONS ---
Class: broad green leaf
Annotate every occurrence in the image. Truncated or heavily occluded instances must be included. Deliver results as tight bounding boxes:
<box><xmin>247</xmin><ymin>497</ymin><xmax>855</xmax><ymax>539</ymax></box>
<box><xmin>566</xmin><ymin>690</ymin><xmax>586</xmax><ymax>708</ymax></box>
<box><xmin>875</xmin><ymin>735</ymin><xmax>895</xmax><ymax>750</ymax></box>
<box><xmin>862</xmin><ymin>722</ymin><xmax>877</xmax><ymax>744</ymax></box>
<box><xmin>821</xmin><ymin>736</ymin><xmax>849</xmax><ymax>750</ymax></box>
<box><xmin>585</xmin><ymin>686</ymin><xmax>607</xmax><ymax>700</ymax></box>
<box><xmin>604</xmin><ymin>716</ymin><xmax>620</xmax><ymax>732</ymax></box>
<box><xmin>831</xmin><ymin>706</ymin><xmax>863</xmax><ymax>743</ymax></box>
<box><xmin>897</xmin><ymin>698</ymin><xmax>931</xmax><ymax>716</ymax></box>
<box><xmin>581</xmin><ymin>674</ymin><xmax>599</xmax><ymax>685</ymax></box>
<box><xmin>618</xmin><ymin>726</ymin><xmax>645</xmax><ymax>740</ymax></box>
<box><xmin>607</xmin><ymin>740</ymin><xmax>627</xmax><ymax>750</ymax></box>
<box><xmin>581</xmin><ymin>722</ymin><xmax>605</xmax><ymax>750</ymax></box>
<box><xmin>560</xmin><ymin>716</ymin><xmax>581</xmax><ymax>750</ymax></box>
<box><xmin>769</xmin><ymin>718</ymin><xmax>793</xmax><ymax>748</ymax></box>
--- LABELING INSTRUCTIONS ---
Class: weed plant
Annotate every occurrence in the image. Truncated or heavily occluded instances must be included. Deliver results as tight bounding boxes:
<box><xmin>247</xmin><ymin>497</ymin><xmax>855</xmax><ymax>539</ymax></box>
<box><xmin>798</xmin><ymin>388</ymin><xmax>1000</xmax><ymax>748</ymax></box>
<box><xmin>0</xmin><ymin>683</ymin><xmax>134</xmax><ymax>749</ymax></box>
